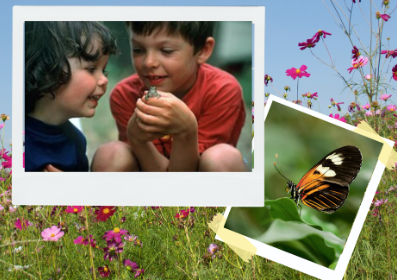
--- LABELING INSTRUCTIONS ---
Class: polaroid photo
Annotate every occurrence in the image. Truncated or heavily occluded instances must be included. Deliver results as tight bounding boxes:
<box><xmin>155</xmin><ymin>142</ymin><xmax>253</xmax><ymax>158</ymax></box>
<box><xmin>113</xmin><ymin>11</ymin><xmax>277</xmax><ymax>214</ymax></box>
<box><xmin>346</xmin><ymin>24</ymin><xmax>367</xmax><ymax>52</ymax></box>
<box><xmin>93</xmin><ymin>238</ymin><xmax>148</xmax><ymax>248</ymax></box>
<box><xmin>12</xmin><ymin>6</ymin><xmax>264</xmax><ymax>206</ymax></box>
<box><xmin>219</xmin><ymin>95</ymin><xmax>391</xmax><ymax>280</ymax></box>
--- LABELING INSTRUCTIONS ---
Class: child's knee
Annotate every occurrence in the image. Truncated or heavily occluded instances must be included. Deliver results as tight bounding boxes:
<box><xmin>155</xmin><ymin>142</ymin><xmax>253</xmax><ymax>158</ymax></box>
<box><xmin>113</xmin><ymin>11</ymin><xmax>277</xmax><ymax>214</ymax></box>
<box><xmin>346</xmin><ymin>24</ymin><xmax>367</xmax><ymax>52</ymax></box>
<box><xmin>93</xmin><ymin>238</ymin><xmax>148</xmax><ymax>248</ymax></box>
<box><xmin>91</xmin><ymin>141</ymin><xmax>139</xmax><ymax>172</ymax></box>
<box><xmin>199</xmin><ymin>144</ymin><xmax>247</xmax><ymax>172</ymax></box>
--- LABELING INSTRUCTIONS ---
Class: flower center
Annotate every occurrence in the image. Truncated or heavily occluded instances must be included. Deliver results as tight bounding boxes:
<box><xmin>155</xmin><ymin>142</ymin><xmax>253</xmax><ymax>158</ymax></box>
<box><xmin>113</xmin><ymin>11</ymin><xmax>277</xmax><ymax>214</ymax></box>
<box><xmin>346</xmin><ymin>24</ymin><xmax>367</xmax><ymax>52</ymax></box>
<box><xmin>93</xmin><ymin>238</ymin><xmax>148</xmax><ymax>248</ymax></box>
<box><xmin>74</xmin><ymin>208</ymin><xmax>78</xmax><ymax>212</ymax></box>
<box><xmin>114</xmin><ymin>228</ymin><xmax>120</xmax><ymax>233</ymax></box>
<box><xmin>50</xmin><ymin>234</ymin><xmax>55</xmax><ymax>237</ymax></box>
<box><xmin>104</xmin><ymin>267</ymin><xmax>108</xmax><ymax>272</ymax></box>
<box><xmin>103</xmin><ymin>208</ymin><xmax>110</xmax><ymax>214</ymax></box>
<box><xmin>127</xmin><ymin>266</ymin><xmax>132</xmax><ymax>271</ymax></box>
<box><xmin>296</xmin><ymin>69</ymin><xmax>301</xmax><ymax>74</ymax></box>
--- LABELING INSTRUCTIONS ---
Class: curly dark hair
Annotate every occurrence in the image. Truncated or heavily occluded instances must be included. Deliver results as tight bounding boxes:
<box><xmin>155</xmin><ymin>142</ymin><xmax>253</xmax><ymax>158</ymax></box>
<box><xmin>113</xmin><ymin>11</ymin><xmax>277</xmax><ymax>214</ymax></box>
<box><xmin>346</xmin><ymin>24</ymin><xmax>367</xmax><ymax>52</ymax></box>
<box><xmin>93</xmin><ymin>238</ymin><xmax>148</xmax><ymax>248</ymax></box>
<box><xmin>25</xmin><ymin>21</ymin><xmax>118</xmax><ymax>114</ymax></box>
<box><xmin>126</xmin><ymin>21</ymin><xmax>215</xmax><ymax>54</ymax></box>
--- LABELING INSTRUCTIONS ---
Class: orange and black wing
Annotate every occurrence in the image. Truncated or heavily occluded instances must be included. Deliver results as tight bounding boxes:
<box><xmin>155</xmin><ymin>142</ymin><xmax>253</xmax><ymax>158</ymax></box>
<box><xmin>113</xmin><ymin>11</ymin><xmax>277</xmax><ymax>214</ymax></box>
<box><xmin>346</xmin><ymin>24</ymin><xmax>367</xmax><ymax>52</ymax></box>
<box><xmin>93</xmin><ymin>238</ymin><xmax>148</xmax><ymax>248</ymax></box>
<box><xmin>296</xmin><ymin>146</ymin><xmax>362</xmax><ymax>213</ymax></box>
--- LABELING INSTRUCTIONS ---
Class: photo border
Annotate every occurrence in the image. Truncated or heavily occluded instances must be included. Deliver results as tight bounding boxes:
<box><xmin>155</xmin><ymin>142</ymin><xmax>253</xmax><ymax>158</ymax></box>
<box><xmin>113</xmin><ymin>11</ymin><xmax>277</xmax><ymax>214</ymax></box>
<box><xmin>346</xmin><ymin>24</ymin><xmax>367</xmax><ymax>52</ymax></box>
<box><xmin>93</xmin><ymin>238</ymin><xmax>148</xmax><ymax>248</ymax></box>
<box><xmin>12</xmin><ymin>6</ymin><xmax>264</xmax><ymax>206</ymax></box>
<box><xmin>218</xmin><ymin>95</ymin><xmax>391</xmax><ymax>280</ymax></box>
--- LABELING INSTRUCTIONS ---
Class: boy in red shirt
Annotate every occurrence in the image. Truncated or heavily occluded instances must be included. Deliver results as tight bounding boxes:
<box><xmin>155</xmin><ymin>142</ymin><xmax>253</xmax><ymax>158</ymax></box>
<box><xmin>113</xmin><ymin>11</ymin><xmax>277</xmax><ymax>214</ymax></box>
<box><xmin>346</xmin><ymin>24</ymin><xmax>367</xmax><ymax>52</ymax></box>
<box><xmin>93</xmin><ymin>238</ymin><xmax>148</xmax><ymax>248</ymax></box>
<box><xmin>92</xmin><ymin>22</ymin><xmax>247</xmax><ymax>172</ymax></box>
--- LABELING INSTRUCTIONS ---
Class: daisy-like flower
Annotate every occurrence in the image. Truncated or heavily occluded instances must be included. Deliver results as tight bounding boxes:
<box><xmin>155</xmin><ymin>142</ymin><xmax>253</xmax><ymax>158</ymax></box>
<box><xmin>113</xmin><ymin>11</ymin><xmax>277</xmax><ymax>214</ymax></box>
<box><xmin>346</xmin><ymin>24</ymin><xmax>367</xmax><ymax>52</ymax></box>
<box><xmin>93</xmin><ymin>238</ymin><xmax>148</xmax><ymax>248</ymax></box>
<box><xmin>387</xmin><ymin>104</ymin><xmax>397</xmax><ymax>112</ymax></box>
<box><xmin>374</xmin><ymin>198</ymin><xmax>388</xmax><ymax>207</ymax></box>
<box><xmin>123</xmin><ymin>259</ymin><xmax>139</xmax><ymax>272</ymax></box>
<box><xmin>95</xmin><ymin>206</ymin><xmax>116</xmax><ymax>222</ymax></box>
<box><xmin>208</xmin><ymin>243</ymin><xmax>218</xmax><ymax>254</ymax></box>
<box><xmin>15</xmin><ymin>218</ymin><xmax>32</xmax><ymax>230</ymax></box>
<box><xmin>41</xmin><ymin>226</ymin><xmax>64</xmax><ymax>241</ymax></box>
<box><xmin>134</xmin><ymin>268</ymin><xmax>145</xmax><ymax>278</ymax></box>
<box><xmin>264</xmin><ymin>75</ymin><xmax>273</xmax><ymax>86</ymax></box>
<box><xmin>379</xmin><ymin>94</ymin><xmax>392</xmax><ymax>101</ymax></box>
<box><xmin>381</xmin><ymin>49</ymin><xmax>397</xmax><ymax>58</ymax></box>
<box><xmin>175</xmin><ymin>209</ymin><xmax>190</xmax><ymax>219</ymax></box>
<box><xmin>329</xmin><ymin>114</ymin><xmax>347</xmax><ymax>123</ymax></box>
<box><xmin>1</xmin><ymin>149</ymin><xmax>12</xmax><ymax>170</ymax></box>
<box><xmin>365</xmin><ymin>111</ymin><xmax>373</xmax><ymax>116</ymax></box>
<box><xmin>124</xmin><ymin>234</ymin><xmax>138</xmax><ymax>242</ymax></box>
<box><xmin>348</xmin><ymin>102</ymin><xmax>360</xmax><ymax>112</ymax></box>
<box><xmin>103</xmin><ymin>227</ymin><xmax>130</xmax><ymax>243</ymax></box>
<box><xmin>393</xmin><ymin>65</ymin><xmax>397</xmax><ymax>81</ymax></box>
<box><xmin>365</xmin><ymin>74</ymin><xmax>373</xmax><ymax>80</ymax></box>
<box><xmin>74</xmin><ymin>235</ymin><xmax>97</xmax><ymax>248</ymax></box>
<box><xmin>376</xmin><ymin>11</ymin><xmax>391</xmax><ymax>21</ymax></box>
<box><xmin>311</xmin><ymin>30</ymin><xmax>332</xmax><ymax>43</ymax></box>
<box><xmin>134</xmin><ymin>238</ymin><xmax>143</xmax><ymax>247</ymax></box>
<box><xmin>65</xmin><ymin>206</ymin><xmax>84</xmax><ymax>214</ymax></box>
<box><xmin>98</xmin><ymin>265</ymin><xmax>111</xmax><ymax>278</ymax></box>
<box><xmin>352</xmin><ymin>46</ymin><xmax>360</xmax><ymax>59</ymax></box>
<box><xmin>347</xmin><ymin>56</ymin><xmax>369</xmax><ymax>73</ymax></box>
<box><xmin>103</xmin><ymin>240</ymin><xmax>123</xmax><ymax>261</ymax></box>
<box><xmin>298</xmin><ymin>38</ymin><xmax>317</xmax><ymax>50</ymax></box>
<box><xmin>362</xmin><ymin>103</ymin><xmax>370</xmax><ymax>110</ymax></box>
<box><xmin>286</xmin><ymin>65</ymin><xmax>310</xmax><ymax>80</ymax></box>
<box><xmin>302</xmin><ymin>92</ymin><xmax>318</xmax><ymax>99</ymax></box>
<box><xmin>330</xmin><ymin>98</ymin><xmax>344</xmax><ymax>111</ymax></box>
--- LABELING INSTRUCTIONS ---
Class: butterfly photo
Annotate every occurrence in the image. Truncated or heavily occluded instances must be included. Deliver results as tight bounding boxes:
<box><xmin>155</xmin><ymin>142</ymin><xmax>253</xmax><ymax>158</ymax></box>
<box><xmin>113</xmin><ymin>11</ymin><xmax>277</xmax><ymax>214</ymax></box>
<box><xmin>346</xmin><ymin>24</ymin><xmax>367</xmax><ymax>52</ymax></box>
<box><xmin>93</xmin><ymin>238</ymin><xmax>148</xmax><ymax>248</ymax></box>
<box><xmin>275</xmin><ymin>145</ymin><xmax>363</xmax><ymax>214</ymax></box>
<box><xmin>224</xmin><ymin>99</ymin><xmax>384</xmax><ymax>268</ymax></box>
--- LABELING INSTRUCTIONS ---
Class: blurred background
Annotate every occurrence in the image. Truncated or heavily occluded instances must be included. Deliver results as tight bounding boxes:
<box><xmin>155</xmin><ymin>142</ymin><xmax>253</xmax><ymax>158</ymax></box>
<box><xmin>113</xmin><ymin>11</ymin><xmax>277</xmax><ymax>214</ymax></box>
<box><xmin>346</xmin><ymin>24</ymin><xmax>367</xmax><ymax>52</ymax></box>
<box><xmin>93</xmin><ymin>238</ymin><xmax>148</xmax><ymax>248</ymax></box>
<box><xmin>226</xmin><ymin>101</ymin><xmax>383</xmax><ymax>246</ymax></box>
<box><xmin>78</xmin><ymin>21</ymin><xmax>253</xmax><ymax>169</ymax></box>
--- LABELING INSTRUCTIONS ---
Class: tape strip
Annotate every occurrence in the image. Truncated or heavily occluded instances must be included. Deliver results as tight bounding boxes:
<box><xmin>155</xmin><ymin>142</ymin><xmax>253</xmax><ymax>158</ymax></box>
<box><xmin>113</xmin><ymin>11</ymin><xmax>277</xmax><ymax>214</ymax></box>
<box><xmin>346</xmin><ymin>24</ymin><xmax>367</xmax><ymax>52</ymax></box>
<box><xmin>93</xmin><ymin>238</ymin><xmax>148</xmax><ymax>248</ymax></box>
<box><xmin>208</xmin><ymin>213</ymin><xmax>257</xmax><ymax>262</ymax></box>
<box><xmin>354</xmin><ymin>121</ymin><xmax>397</xmax><ymax>170</ymax></box>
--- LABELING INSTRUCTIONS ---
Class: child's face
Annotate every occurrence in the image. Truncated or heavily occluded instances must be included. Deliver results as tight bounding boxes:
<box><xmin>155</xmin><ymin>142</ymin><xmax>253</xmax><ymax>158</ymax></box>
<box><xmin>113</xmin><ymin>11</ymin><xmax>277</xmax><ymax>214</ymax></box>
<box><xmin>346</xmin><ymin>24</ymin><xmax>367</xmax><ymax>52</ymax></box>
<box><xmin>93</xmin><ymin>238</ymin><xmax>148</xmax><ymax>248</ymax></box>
<box><xmin>53</xmin><ymin>51</ymin><xmax>109</xmax><ymax>120</ymax></box>
<box><xmin>130</xmin><ymin>27</ymin><xmax>201</xmax><ymax>97</ymax></box>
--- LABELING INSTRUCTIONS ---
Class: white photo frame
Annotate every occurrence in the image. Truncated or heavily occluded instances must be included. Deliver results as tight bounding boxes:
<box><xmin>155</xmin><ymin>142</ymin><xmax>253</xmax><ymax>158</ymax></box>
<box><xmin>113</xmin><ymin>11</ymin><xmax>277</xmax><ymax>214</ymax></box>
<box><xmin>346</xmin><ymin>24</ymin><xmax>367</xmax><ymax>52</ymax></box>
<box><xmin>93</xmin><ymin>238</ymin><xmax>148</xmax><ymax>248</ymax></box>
<box><xmin>12</xmin><ymin>6</ymin><xmax>264</xmax><ymax>206</ymax></box>
<box><xmin>218</xmin><ymin>95</ymin><xmax>391</xmax><ymax>280</ymax></box>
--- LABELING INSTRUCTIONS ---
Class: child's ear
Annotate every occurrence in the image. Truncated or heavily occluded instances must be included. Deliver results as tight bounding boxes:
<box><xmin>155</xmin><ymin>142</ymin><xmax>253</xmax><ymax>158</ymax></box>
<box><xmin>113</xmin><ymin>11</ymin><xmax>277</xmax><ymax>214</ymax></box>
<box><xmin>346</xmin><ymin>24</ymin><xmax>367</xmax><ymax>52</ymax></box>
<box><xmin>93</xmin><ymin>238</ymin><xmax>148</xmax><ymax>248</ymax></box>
<box><xmin>197</xmin><ymin>37</ymin><xmax>215</xmax><ymax>65</ymax></box>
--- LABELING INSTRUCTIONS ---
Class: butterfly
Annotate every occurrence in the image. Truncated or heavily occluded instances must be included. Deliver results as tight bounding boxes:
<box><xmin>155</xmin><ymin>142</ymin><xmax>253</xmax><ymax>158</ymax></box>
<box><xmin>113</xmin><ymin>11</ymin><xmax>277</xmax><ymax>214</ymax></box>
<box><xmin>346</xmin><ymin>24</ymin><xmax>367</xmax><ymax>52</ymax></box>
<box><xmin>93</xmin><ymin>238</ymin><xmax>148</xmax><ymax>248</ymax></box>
<box><xmin>275</xmin><ymin>146</ymin><xmax>363</xmax><ymax>214</ymax></box>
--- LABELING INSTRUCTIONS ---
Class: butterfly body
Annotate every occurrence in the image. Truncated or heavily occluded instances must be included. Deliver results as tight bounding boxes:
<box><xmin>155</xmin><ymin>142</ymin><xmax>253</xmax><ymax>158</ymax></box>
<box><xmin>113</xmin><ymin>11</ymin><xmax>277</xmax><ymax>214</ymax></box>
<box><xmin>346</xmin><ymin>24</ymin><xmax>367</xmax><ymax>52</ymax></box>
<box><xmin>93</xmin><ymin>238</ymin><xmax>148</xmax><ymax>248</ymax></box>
<box><xmin>283</xmin><ymin>146</ymin><xmax>362</xmax><ymax>214</ymax></box>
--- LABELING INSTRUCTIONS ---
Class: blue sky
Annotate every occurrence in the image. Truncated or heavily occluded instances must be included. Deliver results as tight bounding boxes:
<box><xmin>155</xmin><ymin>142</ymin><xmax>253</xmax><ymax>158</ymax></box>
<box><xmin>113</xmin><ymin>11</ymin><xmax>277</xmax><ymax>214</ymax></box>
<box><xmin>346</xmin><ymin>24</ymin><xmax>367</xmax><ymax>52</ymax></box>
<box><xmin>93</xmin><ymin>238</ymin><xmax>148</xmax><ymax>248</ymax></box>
<box><xmin>1</xmin><ymin>0</ymin><xmax>396</xmax><ymax>149</ymax></box>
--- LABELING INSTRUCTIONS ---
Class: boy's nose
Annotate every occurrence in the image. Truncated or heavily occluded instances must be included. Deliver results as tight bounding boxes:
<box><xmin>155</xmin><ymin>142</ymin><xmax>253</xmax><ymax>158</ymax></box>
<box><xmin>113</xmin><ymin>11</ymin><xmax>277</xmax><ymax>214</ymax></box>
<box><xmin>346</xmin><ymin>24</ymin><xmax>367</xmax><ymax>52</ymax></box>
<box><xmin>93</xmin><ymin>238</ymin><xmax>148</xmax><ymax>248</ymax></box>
<box><xmin>98</xmin><ymin>74</ymin><xmax>108</xmax><ymax>88</ymax></box>
<box><xmin>144</xmin><ymin>51</ymin><xmax>159</xmax><ymax>68</ymax></box>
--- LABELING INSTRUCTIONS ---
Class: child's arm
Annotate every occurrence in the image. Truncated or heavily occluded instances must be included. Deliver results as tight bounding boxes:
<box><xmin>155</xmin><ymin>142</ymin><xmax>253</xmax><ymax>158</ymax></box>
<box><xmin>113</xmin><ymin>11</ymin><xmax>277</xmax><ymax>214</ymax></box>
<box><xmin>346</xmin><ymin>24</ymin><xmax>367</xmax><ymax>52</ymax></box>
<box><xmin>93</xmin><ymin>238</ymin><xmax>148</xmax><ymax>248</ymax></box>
<box><xmin>133</xmin><ymin>93</ymin><xmax>200</xmax><ymax>172</ymax></box>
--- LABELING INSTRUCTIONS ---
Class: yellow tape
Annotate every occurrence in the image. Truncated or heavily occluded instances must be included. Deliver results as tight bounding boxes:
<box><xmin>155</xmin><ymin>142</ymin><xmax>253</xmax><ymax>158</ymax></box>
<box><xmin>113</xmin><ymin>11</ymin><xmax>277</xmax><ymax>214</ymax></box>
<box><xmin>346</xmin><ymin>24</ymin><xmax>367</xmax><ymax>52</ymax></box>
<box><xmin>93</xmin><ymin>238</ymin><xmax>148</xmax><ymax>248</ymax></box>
<box><xmin>354</xmin><ymin>121</ymin><xmax>397</xmax><ymax>170</ymax></box>
<box><xmin>208</xmin><ymin>213</ymin><xmax>257</xmax><ymax>262</ymax></box>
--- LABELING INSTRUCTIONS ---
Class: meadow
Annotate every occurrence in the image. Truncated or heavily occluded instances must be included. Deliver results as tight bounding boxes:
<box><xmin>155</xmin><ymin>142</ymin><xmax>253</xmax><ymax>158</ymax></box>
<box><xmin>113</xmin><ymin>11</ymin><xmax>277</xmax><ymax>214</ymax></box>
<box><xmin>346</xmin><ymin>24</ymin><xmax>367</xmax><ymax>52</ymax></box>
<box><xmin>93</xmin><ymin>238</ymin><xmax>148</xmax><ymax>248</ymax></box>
<box><xmin>2</xmin><ymin>1</ymin><xmax>397</xmax><ymax>279</ymax></box>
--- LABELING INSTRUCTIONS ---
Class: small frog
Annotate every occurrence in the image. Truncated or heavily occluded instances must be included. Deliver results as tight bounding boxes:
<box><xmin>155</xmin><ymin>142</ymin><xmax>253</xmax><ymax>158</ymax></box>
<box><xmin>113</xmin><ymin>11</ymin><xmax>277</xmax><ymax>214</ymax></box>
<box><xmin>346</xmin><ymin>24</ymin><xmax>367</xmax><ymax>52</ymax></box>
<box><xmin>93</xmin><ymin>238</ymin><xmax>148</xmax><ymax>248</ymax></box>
<box><xmin>145</xmin><ymin>86</ymin><xmax>161</xmax><ymax>101</ymax></box>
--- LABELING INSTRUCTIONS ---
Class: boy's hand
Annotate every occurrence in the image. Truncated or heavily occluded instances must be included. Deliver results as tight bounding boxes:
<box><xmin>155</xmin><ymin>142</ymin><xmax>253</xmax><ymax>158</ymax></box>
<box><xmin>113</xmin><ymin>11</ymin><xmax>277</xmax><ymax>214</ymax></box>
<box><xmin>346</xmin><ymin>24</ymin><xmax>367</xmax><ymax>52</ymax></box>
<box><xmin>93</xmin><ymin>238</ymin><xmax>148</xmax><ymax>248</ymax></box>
<box><xmin>126</xmin><ymin>112</ymin><xmax>164</xmax><ymax>146</ymax></box>
<box><xmin>135</xmin><ymin>91</ymin><xmax>197</xmax><ymax>137</ymax></box>
<box><xmin>43</xmin><ymin>164</ymin><xmax>63</xmax><ymax>172</ymax></box>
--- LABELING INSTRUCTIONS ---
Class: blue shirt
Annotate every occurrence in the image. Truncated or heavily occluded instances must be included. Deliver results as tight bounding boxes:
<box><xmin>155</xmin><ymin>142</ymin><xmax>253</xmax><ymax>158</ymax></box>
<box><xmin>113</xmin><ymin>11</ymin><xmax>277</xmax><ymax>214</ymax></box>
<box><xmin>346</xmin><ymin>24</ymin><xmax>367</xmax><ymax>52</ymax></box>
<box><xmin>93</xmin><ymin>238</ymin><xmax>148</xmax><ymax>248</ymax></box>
<box><xmin>25</xmin><ymin>116</ymin><xmax>89</xmax><ymax>172</ymax></box>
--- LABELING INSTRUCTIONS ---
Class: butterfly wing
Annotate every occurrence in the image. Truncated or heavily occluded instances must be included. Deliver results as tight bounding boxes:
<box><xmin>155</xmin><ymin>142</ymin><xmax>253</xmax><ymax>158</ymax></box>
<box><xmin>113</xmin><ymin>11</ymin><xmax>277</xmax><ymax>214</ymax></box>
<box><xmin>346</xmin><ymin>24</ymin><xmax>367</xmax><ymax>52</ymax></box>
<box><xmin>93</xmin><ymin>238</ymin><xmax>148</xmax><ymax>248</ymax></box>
<box><xmin>296</xmin><ymin>146</ymin><xmax>362</xmax><ymax>213</ymax></box>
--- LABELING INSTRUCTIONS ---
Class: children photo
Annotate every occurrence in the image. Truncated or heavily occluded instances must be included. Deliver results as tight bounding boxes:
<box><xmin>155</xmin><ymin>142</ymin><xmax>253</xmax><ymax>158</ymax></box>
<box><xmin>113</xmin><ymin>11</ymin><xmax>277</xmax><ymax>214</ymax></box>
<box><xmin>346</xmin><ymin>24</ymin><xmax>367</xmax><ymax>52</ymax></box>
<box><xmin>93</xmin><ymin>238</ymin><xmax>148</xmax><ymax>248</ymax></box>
<box><xmin>24</xmin><ymin>21</ymin><xmax>253</xmax><ymax>173</ymax></box>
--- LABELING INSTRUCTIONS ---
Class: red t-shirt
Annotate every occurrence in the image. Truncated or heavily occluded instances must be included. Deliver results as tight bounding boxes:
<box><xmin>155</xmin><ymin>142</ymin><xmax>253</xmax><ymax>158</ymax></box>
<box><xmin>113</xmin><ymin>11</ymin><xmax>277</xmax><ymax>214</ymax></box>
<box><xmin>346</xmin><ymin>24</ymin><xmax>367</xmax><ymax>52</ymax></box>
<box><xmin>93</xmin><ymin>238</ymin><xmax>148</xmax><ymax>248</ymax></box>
<box><xmin>110</xmin><ymin>63</ymin><xmax>246</xmax><ymax>157</ymax></box>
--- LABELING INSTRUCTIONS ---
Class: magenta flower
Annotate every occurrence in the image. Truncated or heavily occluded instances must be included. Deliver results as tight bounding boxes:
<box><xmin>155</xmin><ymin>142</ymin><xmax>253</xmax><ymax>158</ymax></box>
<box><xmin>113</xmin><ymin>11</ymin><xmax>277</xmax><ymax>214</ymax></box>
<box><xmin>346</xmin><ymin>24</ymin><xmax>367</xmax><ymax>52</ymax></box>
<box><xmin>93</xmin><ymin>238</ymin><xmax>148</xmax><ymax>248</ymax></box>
<box><xmin>311</xmin><ymin>30</ymin><xmax>332</xmax><ymax>43</ymax></box>
<box><xmin>387</xmin><ymin>104</ymin><xmax>397</xmax><ymax>112</ymax></box>
<box><xmin>264</xmin><ymin>75</ymin><xmax>273</xmax><ymax>86</ymax></box>
<box><xmin>362</xmin><ymin>103</ymin><xmax>370</xmax><ymax>110</ymax></box>
<box><xmin>302</xmin><ymin>92</ymin><xmax>318</xmax><ymax>99</ymax></box>
<box><xmin>123</xmin><ymin>259</ymin><xmax>139</xmax><ymax>272</ymax></box>
<box><xmin>188</xmin><ymin>207</ymin><xmax>196</xmax><ymax>213</ymax></box>
<box><xmin>376</xmin><ymin>12</ymin><xmax>391</xmax><ymax>21</ymax></box>
<box><xmin>329</xmin><ymin>114</ymin><xmax>347</xmax><ymax>123</ymax></box>
<box><xmin>0</xmin><ymin>149</ymin><xmax>12</xmax><ymax>170</ymax></box>
<box><xmin>298</xmin><ymin>38</ymin><xmax>317</xmax><ymax>50</ymax></box>
<box><xmin>365</xmin><ymin>111</ymin><xmax>373</xmax><ymax>116</ymax></box>
<box><xmin>134</xmin><ymin>268</ymin><xmax>145</xmax><ymax>278</ymax></box>
<box><xmin>74</xmin><ymin>235</ymin><xmax>97</xmax><ymax>248</ymax></box>
<box><xmin>103</xmin><ymin>228</ymin><xmax>130</xmax><ymax>243</ymax></box>
<box><xmin>175</xmin><ymin>209</ymin><xmax>190</xmax><ymax>219</ymax></box>
<box><xmin>0</xmin><ymin>123</ymin><xmax>3</xmax><ymax>130</ymax></box>
<box><xmin>331</xmin><ymin>98</ymin><xmax>344</xmax><ymax>111</ymax></box>
<box><xmin>352</xmin><ymin>46</ymin><xmax>360</xmax><ymax>59</ymax></box>
<box><xmin>381</xmin><ymin>49</ymin><xmax>397</xmax><ymax>58</ymax></box>
<box><xmin>374</xmin><ymin>199</ymin><xmax>388</xmax><ymax>207</ymax></box>
<box><xmin>286</xmin><ymin>65</ymin><xmax>310</xmax><ymax>80</ymax></box>
<box><xmin>65</xmin><ymin>206</ymin><xmax>84</xmax><ymax>214</ymax></box>
<box><xmin>393</xmin><ymin>65</ymin><xmax>397</xmax><ymax>81</ymax></box>
<box><xmin>379</xmin><ymin>94</ymin><xmax>392</xmax><ymax>101</ymax></box>
<box><xmin>15</xmin><ymin>218</ymin><xmax>31</xmax><ymax>230</ymax></box>
<box><xmin>347</xmin><ymin>56</ymin><xmax>369</xmax><ymax>73</ymax></box>
<box><xmin>352</xmin><ymin>0</ymin><xmax>361</xmax><ymax>3</ymax></box>
<box><xmin>41</xmin><ymin>226</ymin><xmax>64</xmax><ymax>241</ymax></box>
<box><xmin>98</xmin><ymin>265</ymin><xmax>111</xmax><ymax>278</ymax></box>
<box><xmin>95</xmin><ymin>206</ymin><xmax>116</xmax><ymax>222</ymax></box>
<box><xmin>103</xmin><ymin>240</ymin><xmax>124</xmax><ymax>261</ymax></box>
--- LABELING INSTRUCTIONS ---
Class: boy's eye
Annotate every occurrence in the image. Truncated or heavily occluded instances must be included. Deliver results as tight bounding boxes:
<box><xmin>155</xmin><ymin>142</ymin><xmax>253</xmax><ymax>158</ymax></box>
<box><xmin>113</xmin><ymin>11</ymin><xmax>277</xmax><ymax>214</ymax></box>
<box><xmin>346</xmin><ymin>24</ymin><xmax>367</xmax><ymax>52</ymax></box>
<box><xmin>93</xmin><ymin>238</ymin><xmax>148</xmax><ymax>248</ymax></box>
<box><xmin>87</xmin><ymin>66</ymin><xmax>96</xmax><ymax>73</ymax></box>
<box><xmin>132</xmin><ymin>47</ymin><xmax>143</xmax><ymax>54</ymax></box>
<box><xmin>161</xmin><ymin>49</ymin><xmax>174</xmax><ymax>54</ymax></box>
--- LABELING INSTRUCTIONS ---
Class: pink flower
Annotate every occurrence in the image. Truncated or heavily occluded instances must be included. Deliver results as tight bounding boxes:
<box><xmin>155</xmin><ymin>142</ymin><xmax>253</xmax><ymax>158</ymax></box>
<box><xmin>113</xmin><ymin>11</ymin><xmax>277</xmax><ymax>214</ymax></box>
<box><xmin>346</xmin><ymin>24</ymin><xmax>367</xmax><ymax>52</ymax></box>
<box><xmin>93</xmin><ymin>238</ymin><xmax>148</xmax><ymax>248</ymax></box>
<box><xmin>329</xmin><ymin>114</ymin><xmax>347</xmax><ymax>123</ymax></box>
<box><xmin>393</xmin><ymin>65</ymin><xmax>397</xmax><ymax>81</ymax></box>
<box><xmin>381</xmin><ymin>49</ymin><xmax>397</xmax><ymax>58</ymax></box>
<box><xmin>302</xmin><ymin>92</ymin><xmax>318</xmax><ymax>99</ymax></box>
<box><xmin>298</xmin><ymin>38</ymin><xmax>317</xmax><ymax>50</ymax></box>
<box><xmin>362</xmin><ymin>103</ymin><xmax>370</xmax><ymax>110</ymax></box>
<box><xmin>365</xmin><ymin>111</ymin><xmax>373</xmax><ymax>116</ymax></box>
<box><xmin>379</xmin><ymin>94</ymin><xmax>392</xmax><ymax>101</ymax></box>
<box><xmin>376</xmin><ymin>12</ymin><xmax>391</xmax><ymax>21</ymax></box>
<box><xmin>365</xmin><ymin>74</ymin><xmax>372</xmax><ymax>80</ymax></box>
<box><xmin>347</xmin><ymin>56</ymin><xmax>369</xmax><ymax>73</ymax></box>
<box><xmin>175</xmin><ymin>210</ymin><xmax>190</xmax><ymax>219</ymax></box>
<box><xmin>15</xmin><ymin>218</ymin><xmax>32</xmax><ymax>230</ymax></box>
<box><xmin>0</xmin><ymin>123</ymin><xmax>3</xmax><ymax>130</ymax></box>
<box><xmin>374</xmin><ymin>199</ymin><xmax>388</xmax><ymax>207</ymax></box>
<box><xmin>65</xmin><ymin>206</ymin><xmax>84</xmax><ymax>214</ymax></box>
<box><xmin>264</xmin><ymin>75</ymin><xmax>273</xmax><ymax>86</ymax></box>
<box><xmin>387</xmin><ymin>104</ymin><xmax>397</xmax><ymax>112</ymax></box>
<box><xmin>208</xmin><ymin>243</ymin><xmax>218</xmax><ymax>254</ymax></box>
<box><xmin>331</xmin><ymin>98</ymin><xmax>344</xmax><ymax>111</ymax></box>
<box><xmin>311</xmin><ymin>30</ymin><xmax>332</xmax><ymax>43</ymax></box>
<box><xmin>0</xmin><ymin>149</ymin><xmax>12</xmax><ymax>170</ymax></box>
<box><xmin>103</xmin><ymin>228</ymin><xmax>130</xmax><ymax>243</ymax></box>
<box><xmin>41</xmin><ymin>226</ymin><xmax>64</xmax><ymax>241</ymax></box>
<box><xmin>286</xmin><ymin>65</ymin><xmax>310</xmax><ymax>80</ymax></box>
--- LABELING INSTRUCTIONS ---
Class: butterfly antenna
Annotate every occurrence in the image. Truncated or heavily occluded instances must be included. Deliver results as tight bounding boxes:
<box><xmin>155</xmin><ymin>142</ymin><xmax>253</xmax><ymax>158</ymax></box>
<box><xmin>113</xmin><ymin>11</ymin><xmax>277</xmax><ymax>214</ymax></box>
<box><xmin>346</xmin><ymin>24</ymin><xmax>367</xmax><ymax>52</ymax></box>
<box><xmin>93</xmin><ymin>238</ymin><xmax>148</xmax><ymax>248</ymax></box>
<box><xmin>274</xmin><ymin>154</ymin><xmax>289</xmax><ymax>181</ymax></box>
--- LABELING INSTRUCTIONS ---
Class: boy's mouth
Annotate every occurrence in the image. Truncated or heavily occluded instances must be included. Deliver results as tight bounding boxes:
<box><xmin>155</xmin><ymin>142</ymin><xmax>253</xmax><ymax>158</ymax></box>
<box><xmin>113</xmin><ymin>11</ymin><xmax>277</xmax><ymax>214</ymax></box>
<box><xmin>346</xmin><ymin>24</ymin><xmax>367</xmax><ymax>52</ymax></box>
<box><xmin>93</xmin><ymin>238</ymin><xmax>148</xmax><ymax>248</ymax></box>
<box><xmin>146</xmin><ymin>75</ymin><xmax>167</xmax><ymax>86</ymax></box>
